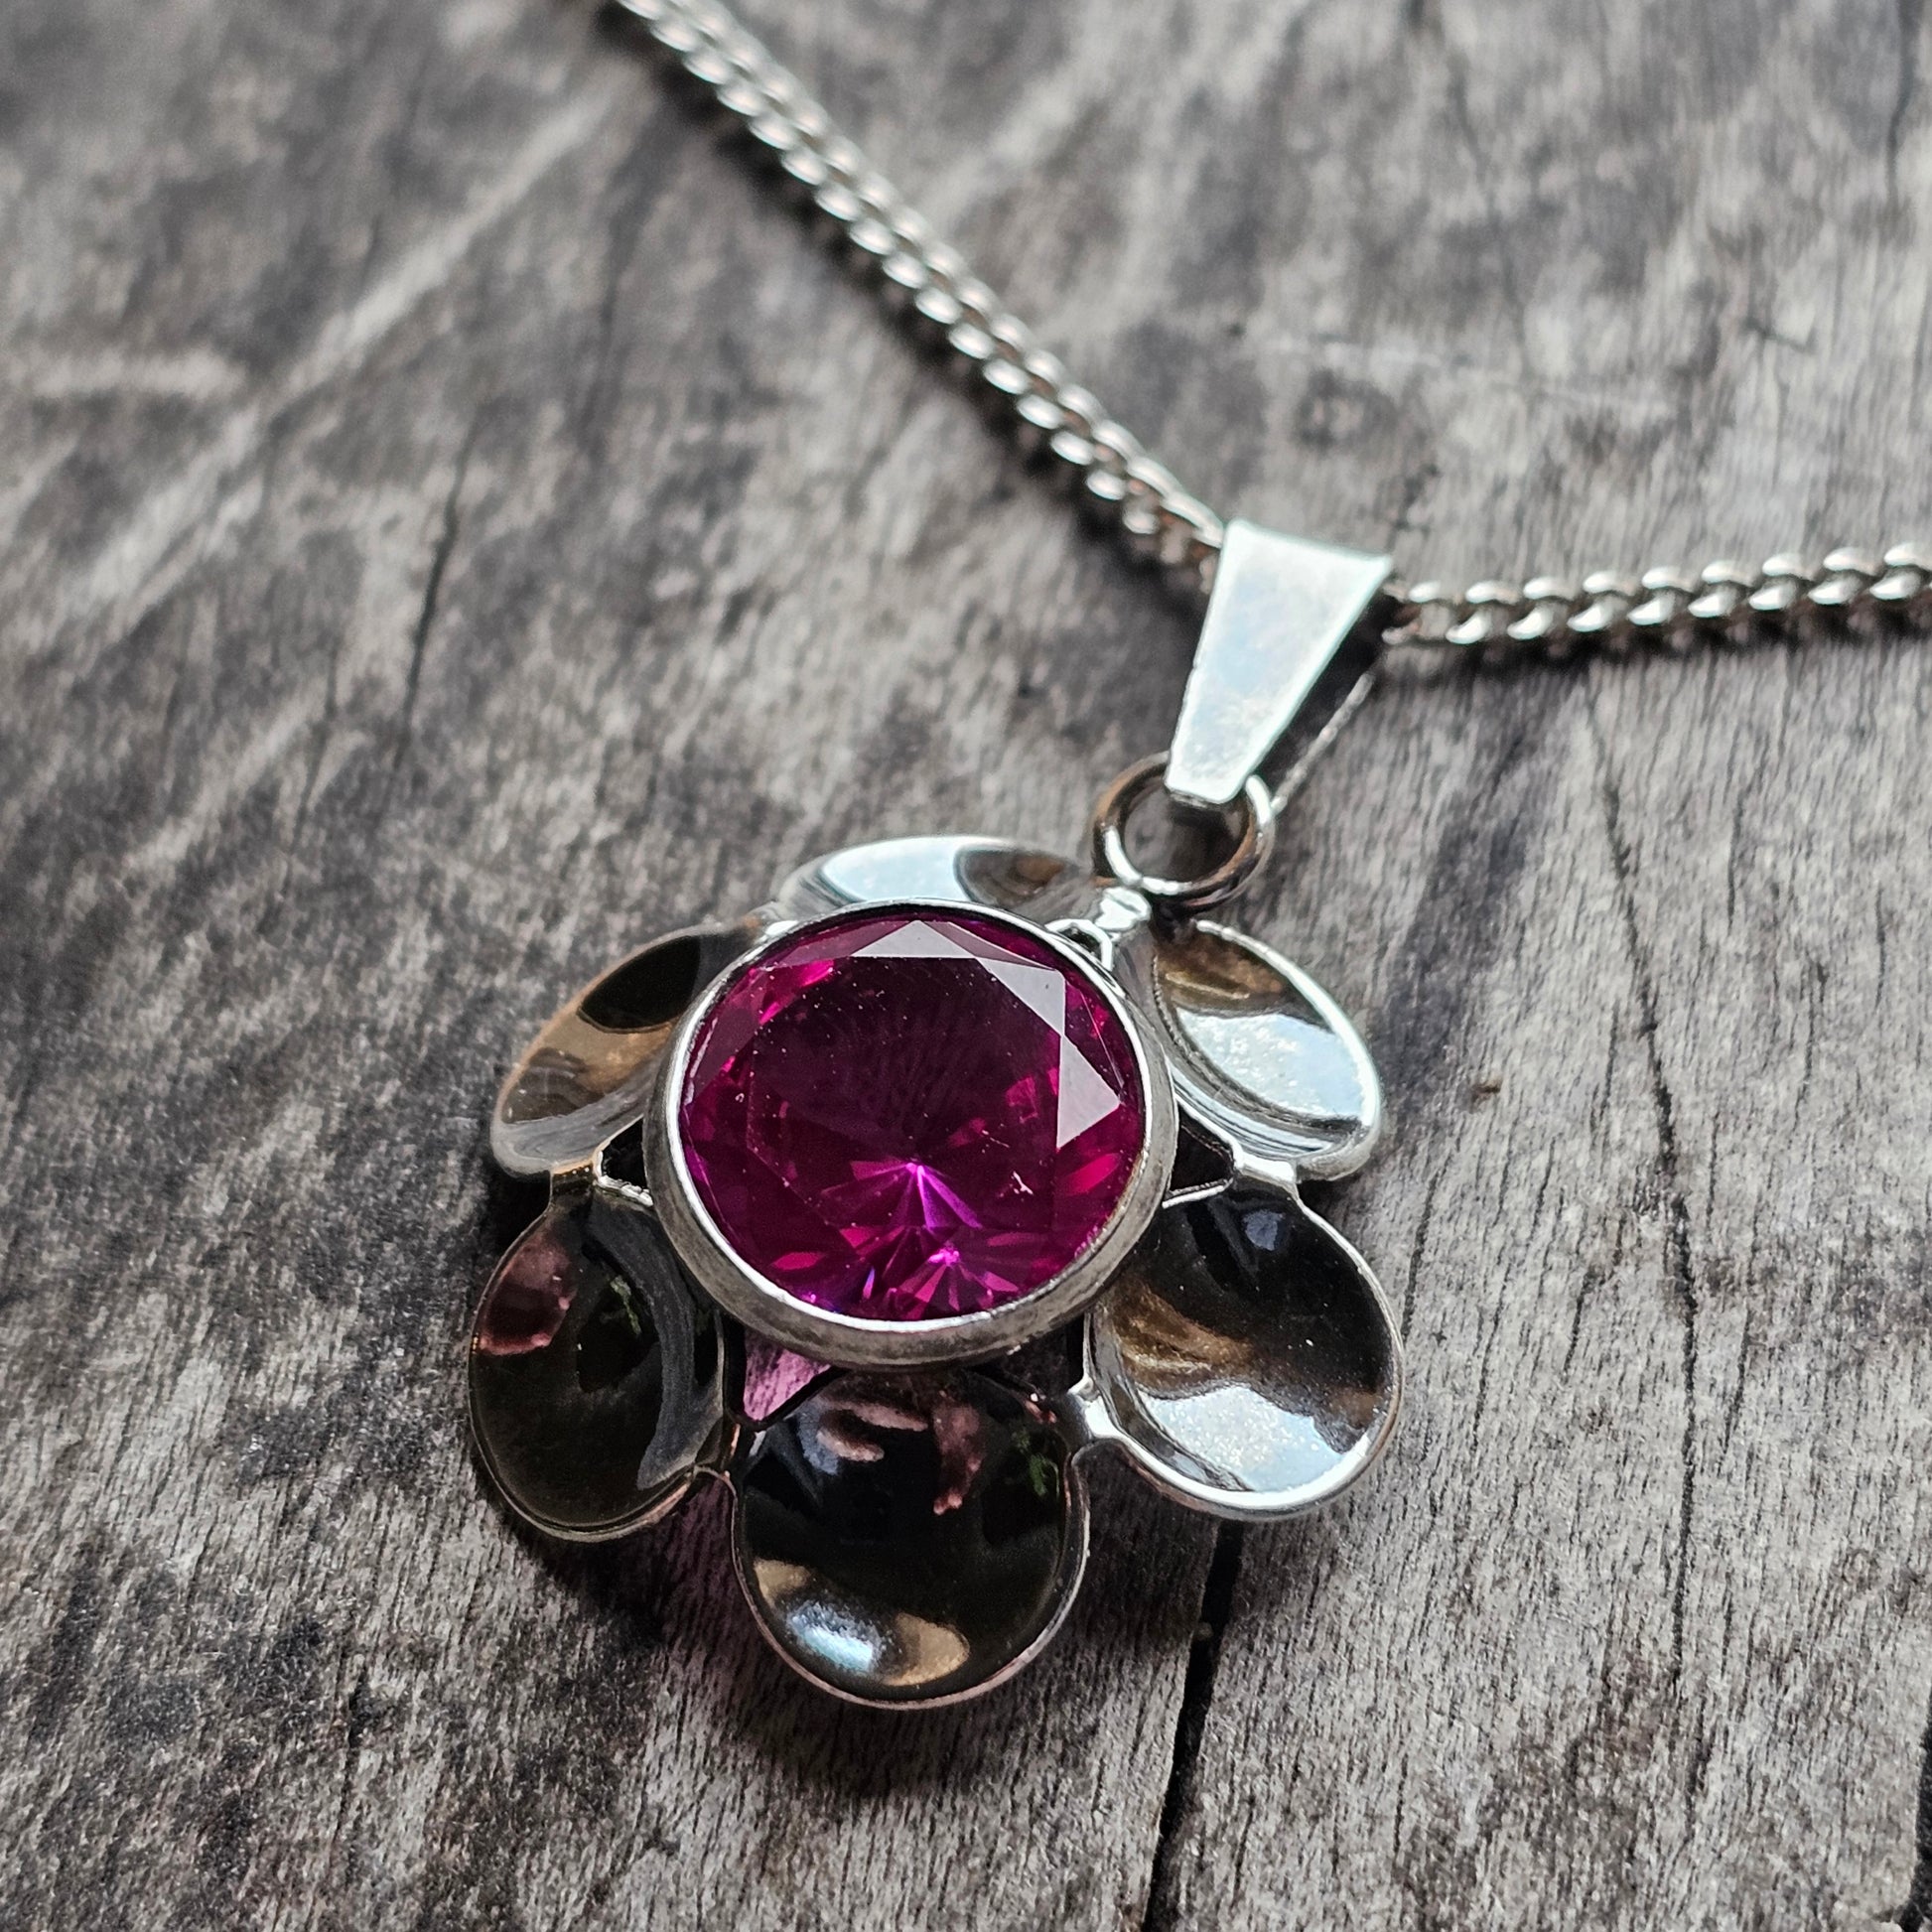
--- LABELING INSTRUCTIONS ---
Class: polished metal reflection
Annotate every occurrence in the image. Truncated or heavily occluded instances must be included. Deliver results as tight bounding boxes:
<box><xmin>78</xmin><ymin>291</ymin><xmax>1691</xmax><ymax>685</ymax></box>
<box><xmin>735</xmin><ymin>1331</ymin><xmax>835</xmax><ymax>1425</ymax></box>
<box><xmin>774</xmin><ymin>834</ymin><xmax>1086</xmax><ymax>921</ymax></box>
<box><xmin>1076</xmin><ymin>1174</ymin><xmax>1401</xmax><ymax>1519</ymax></box>
<box><xmin>469</xmin><ymin>1184</ymin><xmax>736</xmax><ymax>1540</ymax></box>
<box><xmin>732</xmin><ymin>1369</ymin><xmax>1088</xmax><ymax>1706</ymax></box>
<box><xmin>1164</xmin><ymin>1107</ymin><xmax>1238</xmax><ymax>1205</ymax></box>
<box><xmin>1119</xmin><ymin>919</ymin><xmax>1383</xmax><ymax>1180</ymax></box>
<box><xmin>491</xmin><ymin>917</ymin><xmax>763</xmax><ymax>1176</ymax></box>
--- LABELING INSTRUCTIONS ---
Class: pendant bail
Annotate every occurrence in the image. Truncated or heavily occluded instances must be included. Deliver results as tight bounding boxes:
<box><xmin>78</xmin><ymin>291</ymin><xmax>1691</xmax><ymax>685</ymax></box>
<box><xmin>1165</xmin><ymin>520</ymin><xmax>1393</xmax><ymax>812</ymax></box>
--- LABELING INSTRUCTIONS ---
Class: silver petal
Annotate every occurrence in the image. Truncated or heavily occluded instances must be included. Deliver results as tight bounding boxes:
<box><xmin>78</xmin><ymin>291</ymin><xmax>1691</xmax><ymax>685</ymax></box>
<box><xmin>491</xmin><ymin>917</ymin><xmax>763</xmax><ymax>1177</ymax></box>
<box><xmin>731</xmin><ymin>1369</ymin><xmax>1088</xmax><ymax>1707</ymax></box>
<box><xmin>1119</xmin><ymin>919</ymin><xmax>1383</xmax><ymax>1179</ymax></box>
<box><xmin>774</xmin><ymin>834</ymin><xmax>1085</xmax><ymax>921</ymax></box>
<box><xmin>469</xmin><ymin>1185</ymin><xmax>736</xmax><ymax>1541</ymax></box>
<box><xmin>1074</xmin><ymin>1176</ymin><xmax>1401</xmax><ymax>1520</ymax></box>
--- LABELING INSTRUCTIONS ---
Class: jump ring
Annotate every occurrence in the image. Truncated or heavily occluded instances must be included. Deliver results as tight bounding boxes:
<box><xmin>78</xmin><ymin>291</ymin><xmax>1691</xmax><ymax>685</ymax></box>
<box><xmin>1088</xmin><ymin>755</ymin><xmax>1275</xmax><ymax>914</ymax></box>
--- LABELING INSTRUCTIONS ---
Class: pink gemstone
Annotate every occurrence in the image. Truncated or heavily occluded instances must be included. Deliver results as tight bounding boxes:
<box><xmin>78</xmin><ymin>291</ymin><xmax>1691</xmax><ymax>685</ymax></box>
<box><xmin>677</xmin><ymin>909</ymin><xmax>1147</xmax><ymax>1322</ymax></box>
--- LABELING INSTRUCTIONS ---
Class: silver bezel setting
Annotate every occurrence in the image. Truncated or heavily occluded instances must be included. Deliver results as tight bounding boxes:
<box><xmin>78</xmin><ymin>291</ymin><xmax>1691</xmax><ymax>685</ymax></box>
<box><xmin>646</xmin><ymin>897</ymin><xmax>1178</xmax><ymax>1370</ymax></box>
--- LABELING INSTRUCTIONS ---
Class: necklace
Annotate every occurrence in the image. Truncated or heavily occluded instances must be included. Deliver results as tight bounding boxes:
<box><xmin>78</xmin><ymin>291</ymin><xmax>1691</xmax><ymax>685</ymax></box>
<box><xmin>466</xmin><ymin>0</ymin><xmax>1930</xmax><ymax>1710</ymax></box>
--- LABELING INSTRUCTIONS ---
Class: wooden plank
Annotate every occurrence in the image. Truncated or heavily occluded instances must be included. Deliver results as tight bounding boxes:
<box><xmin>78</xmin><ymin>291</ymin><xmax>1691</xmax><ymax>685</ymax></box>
<box><xmin>0</xmin><ymin>0</ymin><xmax>1927</xmax><ymax>1926</ymax></box>
<box><xmin>1139</xmin><ymin>1</ymin><xmax>1932</xmax><ymax>1924</ymax></box>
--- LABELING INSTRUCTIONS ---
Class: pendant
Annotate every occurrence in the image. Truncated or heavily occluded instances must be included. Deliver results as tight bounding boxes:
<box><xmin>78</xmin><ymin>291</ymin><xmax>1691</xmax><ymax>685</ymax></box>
<box><xmin>470</xmin><ymin>524</ymin><xmax>1406</xmax><ymax>1707</ymax></box>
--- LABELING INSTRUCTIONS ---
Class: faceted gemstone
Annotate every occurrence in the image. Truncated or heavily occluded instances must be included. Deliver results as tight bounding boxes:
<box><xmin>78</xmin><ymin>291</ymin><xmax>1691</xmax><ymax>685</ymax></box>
<box><xmin>677</xmin><ymin>908</ymin><xmax>1148</xmax><ymax>1321</ymax></box>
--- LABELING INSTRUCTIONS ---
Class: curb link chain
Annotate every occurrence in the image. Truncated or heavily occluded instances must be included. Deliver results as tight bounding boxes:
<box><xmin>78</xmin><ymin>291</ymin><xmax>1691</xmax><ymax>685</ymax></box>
<box><xmin>1384</xmin><ymin>547</ymin><xmax>1932</xmax><ymax>653</ymax></box>
<box><xmin>611</xmin><ymin>0</ymin><xmax>1223</xmax><ymax>575</ymax></box>
<box><xmin>614</xmin><ymin>0</ymin><xmax>1932</xmax><ymax>657</ymax></box>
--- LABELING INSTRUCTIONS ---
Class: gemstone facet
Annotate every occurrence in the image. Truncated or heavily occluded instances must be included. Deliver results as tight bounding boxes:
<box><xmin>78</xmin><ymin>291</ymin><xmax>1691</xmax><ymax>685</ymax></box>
<box><xmin>676</xmin><ymin>908</ymin><xmax>1147</xmax><ymax>1323</ymax></box>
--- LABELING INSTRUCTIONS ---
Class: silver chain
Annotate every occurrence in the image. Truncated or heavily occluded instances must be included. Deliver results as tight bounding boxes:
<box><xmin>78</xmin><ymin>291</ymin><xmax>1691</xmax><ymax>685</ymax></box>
<box><xmin>614</xmin><ymin>0</ymin><xmax>1932</xmax><ymax>655</ymax></box>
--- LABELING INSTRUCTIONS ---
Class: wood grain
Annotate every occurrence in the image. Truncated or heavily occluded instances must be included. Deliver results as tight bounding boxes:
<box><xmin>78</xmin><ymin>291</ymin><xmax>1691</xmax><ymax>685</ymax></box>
<box><xmin>1</xmin><ymin>0</ymin><xmax>1928</xmax><ymax>1925</ymax></box>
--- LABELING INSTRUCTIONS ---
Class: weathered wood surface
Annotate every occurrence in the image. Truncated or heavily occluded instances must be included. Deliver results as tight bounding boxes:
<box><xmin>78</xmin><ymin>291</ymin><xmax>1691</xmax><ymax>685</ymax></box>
<box><xmin>3</xmin><ymin>0</ymin><xmax>1930</xmax><ymax>1924</ymax></box>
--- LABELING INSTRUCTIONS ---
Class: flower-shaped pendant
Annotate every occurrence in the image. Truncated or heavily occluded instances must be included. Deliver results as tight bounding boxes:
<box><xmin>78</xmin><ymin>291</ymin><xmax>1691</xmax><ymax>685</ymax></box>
<box><xmin>472</xmin><ymin>831</ymin><xmax>1403</xmax><ymax>1707</ymax></box>
<box><xmin>473</xmin><ymin>520</ymin><xmax>1407</xmax><ymax>1706</ymax></box>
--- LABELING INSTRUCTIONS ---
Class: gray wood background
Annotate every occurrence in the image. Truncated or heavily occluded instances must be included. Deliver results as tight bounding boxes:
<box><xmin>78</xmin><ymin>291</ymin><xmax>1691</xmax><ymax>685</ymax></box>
<box><xmin>3</xmin><ymin>0</ymin><xmax>1929</xmax><ymax>1924</ymax></box>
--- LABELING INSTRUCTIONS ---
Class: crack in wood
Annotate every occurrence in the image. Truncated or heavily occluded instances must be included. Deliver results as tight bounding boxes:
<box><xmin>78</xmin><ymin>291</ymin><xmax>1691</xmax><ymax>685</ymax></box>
<box><xmin>1586</xmin><ymin>689</ymin><xmax>1700</xmax><ymax>1688</ymax></box>
<box><xmin>1887</xmin><ymin>0</ymin><xmax>1924</xmax><ymax>207</ymax></box>
<box><xmin>391</xmin><ymin>436</ymin><xmax>473</xmax><ymax>776</ymax></box>
<box><xmin>1141</xmin><ymin>1524</ymin><xmax>1244</xmax><ymax>1931</ymax></box>
<box><xmin>1899</xmin><ymin>1690</ymin><xmax>1932</xmax><ymax>1931</ymax></box>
